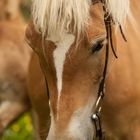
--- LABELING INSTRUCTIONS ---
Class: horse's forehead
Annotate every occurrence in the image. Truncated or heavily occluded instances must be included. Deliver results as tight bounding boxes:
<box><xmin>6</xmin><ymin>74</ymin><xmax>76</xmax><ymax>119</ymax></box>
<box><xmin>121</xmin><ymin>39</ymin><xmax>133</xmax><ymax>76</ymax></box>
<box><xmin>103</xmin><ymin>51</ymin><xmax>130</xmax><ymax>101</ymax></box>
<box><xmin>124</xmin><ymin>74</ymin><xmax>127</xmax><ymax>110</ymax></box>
<box><xmin>87</xmin><ymin>3</ymin><xmax>106</xmax><ymax>42</ymax></box>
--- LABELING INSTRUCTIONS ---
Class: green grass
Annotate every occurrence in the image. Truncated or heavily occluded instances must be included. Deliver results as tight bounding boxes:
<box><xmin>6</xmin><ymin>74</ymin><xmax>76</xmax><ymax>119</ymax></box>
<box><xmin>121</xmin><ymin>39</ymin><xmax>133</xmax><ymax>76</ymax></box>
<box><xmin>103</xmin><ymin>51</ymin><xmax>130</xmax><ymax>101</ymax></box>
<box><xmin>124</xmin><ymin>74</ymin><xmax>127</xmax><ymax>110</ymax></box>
<box><xmin>1</xmin><ymin>113</ymin><xmax>112</xmax><ymax>140</ymax></box>
<box><xmin>2</xmin><ymin>113</ymin><xmax>33</xmax><ymax>140</ymax></box>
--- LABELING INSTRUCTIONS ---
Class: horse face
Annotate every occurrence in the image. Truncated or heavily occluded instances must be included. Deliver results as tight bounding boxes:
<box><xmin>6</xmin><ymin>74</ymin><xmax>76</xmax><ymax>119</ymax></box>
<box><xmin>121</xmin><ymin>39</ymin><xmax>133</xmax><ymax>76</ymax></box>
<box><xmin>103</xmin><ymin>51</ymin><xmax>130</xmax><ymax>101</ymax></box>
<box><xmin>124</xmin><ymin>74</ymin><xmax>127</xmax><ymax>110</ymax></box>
<box><xmin>27</xmin><ymin>2</ymin><xmax>107</xmax><ymax>140</ymax></box>
<box><xmin>46</xmin><ymin>5</ymin><xmax>106</xmax><ymax>140</ymax></box>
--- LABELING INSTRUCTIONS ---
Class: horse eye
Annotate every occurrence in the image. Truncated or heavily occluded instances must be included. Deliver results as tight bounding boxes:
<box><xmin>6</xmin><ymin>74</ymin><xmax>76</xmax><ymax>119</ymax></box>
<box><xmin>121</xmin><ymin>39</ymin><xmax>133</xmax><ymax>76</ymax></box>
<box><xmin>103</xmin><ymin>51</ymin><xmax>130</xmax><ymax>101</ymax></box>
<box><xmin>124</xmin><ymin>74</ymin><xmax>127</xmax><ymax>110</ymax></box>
<box><xmin>91</xmin><ymin>40</ymin><xmax>104</xmax><ymax>54</ymax></box>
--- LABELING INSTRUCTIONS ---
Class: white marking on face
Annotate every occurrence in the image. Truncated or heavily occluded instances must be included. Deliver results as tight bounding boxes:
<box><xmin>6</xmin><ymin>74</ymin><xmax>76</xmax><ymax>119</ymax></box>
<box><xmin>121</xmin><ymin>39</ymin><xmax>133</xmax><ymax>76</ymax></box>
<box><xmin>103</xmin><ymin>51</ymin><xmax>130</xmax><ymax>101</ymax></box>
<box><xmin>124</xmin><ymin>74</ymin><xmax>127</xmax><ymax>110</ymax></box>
<box><xmin>46</xmin><ymin>112</ymin><xmax>56</xmax><ymax>140</ymax></box>
<box><xmin>67</xmin><ymin>98</ymin><xmax>95</xmax><ymax>140</ymax></box>
<box><xmin>48</xmin><ymin>33</ymin><xmax>75</xmax><ymax>118</ymax></box>
<box><xmin>46</xmin><ymin>99</ymin><xmax>95</xmax><ymax>140</ymax></box>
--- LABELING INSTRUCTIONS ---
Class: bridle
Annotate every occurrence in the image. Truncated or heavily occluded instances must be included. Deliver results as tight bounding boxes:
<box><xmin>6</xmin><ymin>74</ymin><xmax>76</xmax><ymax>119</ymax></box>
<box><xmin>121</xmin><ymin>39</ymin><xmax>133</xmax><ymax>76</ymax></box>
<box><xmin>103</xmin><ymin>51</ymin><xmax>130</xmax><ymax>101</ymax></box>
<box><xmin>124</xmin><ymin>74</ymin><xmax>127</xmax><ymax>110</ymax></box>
<box><xmin>38</xmin><ymin>0</ymin><xmax>126</xmax><ymax>139</ymax></box>
<box><xmin>91</xmin><ymin>1</ymin><xmax>110</xmax><ymax>139</ymax></box>
<box><xmin>91</xmin><ymin>0</ymin><xmax>127</xmax><ymax>140</ymax></box>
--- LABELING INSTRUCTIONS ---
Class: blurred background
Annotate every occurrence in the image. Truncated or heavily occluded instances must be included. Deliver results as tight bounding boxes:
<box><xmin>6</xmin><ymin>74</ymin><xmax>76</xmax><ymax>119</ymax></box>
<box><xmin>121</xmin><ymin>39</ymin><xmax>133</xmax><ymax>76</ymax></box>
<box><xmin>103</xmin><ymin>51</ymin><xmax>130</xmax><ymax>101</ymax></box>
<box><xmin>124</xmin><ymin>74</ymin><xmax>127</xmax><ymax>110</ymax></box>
<box><xmin>20</xmin><ymin>0</ymin><xmax>31</xmax><ymax>19</ymax></box>
<box><xmin>0</xmin><ymin>0</ymin><xmax>33</xmax><ymax>140</ymax></box>
<box><xmin>2</xmin><ymin>113</ymin><xmax>33</xmax><ymax>140</ymax></box>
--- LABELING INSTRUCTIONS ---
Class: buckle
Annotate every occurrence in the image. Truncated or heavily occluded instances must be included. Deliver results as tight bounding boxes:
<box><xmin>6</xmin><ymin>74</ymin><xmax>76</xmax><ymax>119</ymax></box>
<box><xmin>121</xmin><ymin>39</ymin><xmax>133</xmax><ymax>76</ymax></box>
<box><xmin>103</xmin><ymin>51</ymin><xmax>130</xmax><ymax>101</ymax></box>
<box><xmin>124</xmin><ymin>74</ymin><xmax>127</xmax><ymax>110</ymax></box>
<box><xmin>92</xmin><ymin>112</ymin><xmax>103</xmax><ymax>139</ymax></box>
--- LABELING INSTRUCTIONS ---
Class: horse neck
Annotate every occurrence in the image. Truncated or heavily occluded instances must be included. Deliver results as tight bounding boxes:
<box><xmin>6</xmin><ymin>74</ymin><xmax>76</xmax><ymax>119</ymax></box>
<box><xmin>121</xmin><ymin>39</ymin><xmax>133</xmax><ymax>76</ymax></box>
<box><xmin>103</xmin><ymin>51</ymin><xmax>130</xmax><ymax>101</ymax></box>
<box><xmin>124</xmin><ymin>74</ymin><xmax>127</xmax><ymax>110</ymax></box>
<box><xmin>107</xmin><ymin>0</ymin><xmax>140</xmax><ymax>87</ymax></box>
<box><xmin>129</xmin><ymin>0</ymin><xmax>140</xmax><ymax>33</ymax></box>
<box><xmin>131</xmin><ymin>0</ymin><xmax>140</xmax><ymax>20</ymax></box>
<box><xmin>113</xmin><ymin>0</ymin><xmax>140</xmax><ymax>54</ymax></box>
<box><xmin>105</xmin><ymin>0</ymin><xmax>140</xmax><ymax>108</ymax></box>
<box><xmin>126</xmin><ymin>0</ymin><xmax>140</xmax><ymax>50</ymax></box>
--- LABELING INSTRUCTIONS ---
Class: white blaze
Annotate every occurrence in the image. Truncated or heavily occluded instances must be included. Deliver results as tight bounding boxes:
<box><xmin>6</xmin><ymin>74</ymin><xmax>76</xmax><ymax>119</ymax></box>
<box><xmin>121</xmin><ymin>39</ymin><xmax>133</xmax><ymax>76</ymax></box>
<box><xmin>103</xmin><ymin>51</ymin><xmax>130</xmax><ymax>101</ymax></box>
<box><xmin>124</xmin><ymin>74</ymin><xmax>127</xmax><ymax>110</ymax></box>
<box><xmin>52</xmin><ymin>34</ymin><xmax>75</xmax><ymax>115</ymax></box>
<box><xmin>67</xmin><ymin>98</ymin><xmax>96</xmax><ymax>140</ymax></box>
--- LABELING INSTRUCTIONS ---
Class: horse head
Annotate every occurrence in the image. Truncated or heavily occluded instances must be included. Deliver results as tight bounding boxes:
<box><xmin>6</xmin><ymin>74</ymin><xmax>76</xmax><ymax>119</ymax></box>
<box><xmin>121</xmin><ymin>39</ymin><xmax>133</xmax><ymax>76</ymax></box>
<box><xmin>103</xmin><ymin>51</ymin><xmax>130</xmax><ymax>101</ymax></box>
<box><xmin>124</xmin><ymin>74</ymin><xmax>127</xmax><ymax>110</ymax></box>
<box><xmin>26</xmin><ymin>0</ymin><xmax>130</xmax><ymax>139</ymax></box>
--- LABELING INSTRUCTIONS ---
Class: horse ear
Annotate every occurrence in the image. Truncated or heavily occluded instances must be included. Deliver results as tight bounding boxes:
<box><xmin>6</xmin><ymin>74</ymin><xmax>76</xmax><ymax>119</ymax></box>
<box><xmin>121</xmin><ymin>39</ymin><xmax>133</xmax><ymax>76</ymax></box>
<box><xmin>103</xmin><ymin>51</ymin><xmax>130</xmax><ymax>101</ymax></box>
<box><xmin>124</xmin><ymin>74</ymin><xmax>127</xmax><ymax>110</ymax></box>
<box><xmin>5</xmin><ymin>0</ymin><xmax>21</xmax><ymax>19</ymax></box>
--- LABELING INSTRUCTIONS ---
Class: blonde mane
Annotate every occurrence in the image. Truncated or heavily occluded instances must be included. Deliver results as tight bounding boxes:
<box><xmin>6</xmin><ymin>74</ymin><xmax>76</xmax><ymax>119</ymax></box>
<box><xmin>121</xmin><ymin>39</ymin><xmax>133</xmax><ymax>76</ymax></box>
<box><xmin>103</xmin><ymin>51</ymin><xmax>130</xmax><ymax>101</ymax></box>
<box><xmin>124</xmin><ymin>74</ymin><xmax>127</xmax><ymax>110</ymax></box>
<box><xmin>32</xmin><ymin>0</ymin><xmax>130</xmax><ymax>40</ymax></box>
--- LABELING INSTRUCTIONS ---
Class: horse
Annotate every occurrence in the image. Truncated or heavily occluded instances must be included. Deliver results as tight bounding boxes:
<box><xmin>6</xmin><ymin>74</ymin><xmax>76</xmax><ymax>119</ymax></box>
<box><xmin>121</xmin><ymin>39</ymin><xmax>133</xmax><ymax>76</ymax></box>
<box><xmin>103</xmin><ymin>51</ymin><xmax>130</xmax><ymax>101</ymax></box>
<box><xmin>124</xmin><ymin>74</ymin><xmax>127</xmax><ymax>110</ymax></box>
<box><xmin>0</xmin><ymin>0</ymin><xmax>31</xmax><ymax>135</ymax></box>
<box><xmin>26</xmin><ymin>0</ymin><xmax>140</xmax><ymax>139</ymax></box>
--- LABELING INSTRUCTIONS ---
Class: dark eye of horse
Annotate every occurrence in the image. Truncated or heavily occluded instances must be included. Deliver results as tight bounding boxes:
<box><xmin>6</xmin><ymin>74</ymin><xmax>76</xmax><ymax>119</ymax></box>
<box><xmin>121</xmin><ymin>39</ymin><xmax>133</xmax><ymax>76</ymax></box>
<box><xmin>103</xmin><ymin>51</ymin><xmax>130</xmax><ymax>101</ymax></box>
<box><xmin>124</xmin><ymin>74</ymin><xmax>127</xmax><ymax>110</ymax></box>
<box><xmin>91</xmin><ymin>40</ymin><xmax>104</xmax><ymax>54</ymax></box>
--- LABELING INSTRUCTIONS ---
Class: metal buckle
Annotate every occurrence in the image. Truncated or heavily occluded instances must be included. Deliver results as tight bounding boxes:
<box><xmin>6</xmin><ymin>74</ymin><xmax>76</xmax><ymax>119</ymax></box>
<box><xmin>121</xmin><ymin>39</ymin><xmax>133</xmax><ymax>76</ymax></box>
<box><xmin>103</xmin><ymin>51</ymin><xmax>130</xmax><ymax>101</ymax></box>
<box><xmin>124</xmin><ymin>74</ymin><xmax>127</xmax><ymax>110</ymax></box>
<box><xmin>92</xmin><ymin>91</ymin><xmax>105</xmax><ymax>140</ymax></box>
<box><xmin>95</xmin><ymin>91</ymin><xmax>104</xmax><ymax>110</ymax></box>
<box><xmin>92</xmin><ymin>111</ymin><xmax>103</xmax><ymax>140</ymax></box>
